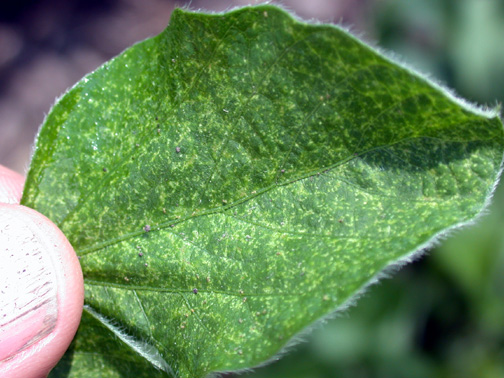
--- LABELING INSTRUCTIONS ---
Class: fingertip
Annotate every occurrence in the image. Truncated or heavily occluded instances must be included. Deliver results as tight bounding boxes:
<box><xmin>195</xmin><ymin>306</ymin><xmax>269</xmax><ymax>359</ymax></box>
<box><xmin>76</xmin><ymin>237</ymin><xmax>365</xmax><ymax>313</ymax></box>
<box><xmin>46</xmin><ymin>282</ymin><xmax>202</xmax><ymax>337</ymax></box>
<box><xmin>0</xmin><ymin>204</ymin><xmax>84</xmax><ymax>378</ymax></box>
<box><xmin>0</xmin><ymin>166</ymin><xmax>25</xmax><ymax>205</ymax></box>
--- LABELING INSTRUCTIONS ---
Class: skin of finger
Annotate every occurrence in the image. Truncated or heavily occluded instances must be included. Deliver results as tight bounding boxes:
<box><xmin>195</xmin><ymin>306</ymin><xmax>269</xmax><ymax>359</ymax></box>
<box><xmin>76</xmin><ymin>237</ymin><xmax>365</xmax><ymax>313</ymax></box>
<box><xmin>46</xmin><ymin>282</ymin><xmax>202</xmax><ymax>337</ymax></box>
<box><xmin>0</xmin><ymin>206</ymin><xmax>84</xmax><ymax>376</ymax></box>
<box><xmin>0</xmin><ymin>166</ymin><xmax>25</xmax><ymax>204</ymax></box>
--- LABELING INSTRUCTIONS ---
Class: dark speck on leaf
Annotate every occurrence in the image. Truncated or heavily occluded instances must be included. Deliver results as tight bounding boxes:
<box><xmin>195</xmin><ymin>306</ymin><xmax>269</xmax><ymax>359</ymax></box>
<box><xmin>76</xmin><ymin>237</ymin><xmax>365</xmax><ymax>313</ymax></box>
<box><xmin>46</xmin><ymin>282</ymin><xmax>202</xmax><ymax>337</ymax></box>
<box><xmin>193</xmin><ymin>288</ymin><xmax>198</xmax><ymax>294</ymax></box>
<box><xmin>103</xmin><ymin>167</ymin><xmax>108</xmax><ymax>172</ymax></box>
<box><xmin>144</xmin><ymin>225</ymin><xmax>151</xmax><ymax>232</ymax></box>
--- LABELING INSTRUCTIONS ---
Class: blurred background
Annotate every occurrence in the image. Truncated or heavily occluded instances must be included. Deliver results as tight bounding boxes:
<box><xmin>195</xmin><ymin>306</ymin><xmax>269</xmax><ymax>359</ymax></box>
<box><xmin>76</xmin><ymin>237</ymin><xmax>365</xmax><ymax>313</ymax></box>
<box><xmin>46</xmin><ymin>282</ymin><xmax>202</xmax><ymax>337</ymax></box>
<box><xmin>1</xmin><ymin>0</ymin><xmax>503</xmax><ymax>377</ymax></box>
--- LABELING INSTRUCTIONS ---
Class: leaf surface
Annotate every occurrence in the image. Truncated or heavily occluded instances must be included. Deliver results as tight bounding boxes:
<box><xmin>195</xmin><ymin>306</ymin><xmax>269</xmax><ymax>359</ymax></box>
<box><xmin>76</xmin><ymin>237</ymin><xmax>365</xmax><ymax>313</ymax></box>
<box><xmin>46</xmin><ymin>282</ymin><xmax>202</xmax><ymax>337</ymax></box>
<box><xmin>21</xmin><ymin>5</ymin><xmax>504</xmax><ymax>378</ymax></box>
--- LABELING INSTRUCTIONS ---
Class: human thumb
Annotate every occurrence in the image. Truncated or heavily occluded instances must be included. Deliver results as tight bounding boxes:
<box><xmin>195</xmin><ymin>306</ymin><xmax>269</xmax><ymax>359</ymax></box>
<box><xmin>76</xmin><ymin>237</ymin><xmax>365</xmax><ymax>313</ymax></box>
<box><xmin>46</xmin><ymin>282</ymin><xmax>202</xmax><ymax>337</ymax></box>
<box><xmin>0</xmin><ymin>168</ymin><xmax>83</xmax><ymax>378</ymax></box>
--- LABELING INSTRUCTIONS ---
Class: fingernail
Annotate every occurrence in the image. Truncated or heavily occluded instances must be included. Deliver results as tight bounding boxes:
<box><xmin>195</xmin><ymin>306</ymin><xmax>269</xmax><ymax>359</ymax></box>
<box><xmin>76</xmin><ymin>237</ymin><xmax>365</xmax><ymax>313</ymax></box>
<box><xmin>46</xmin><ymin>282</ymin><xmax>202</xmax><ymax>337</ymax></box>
<box><xmin>0</xmin><ymin>207</ymin><xmax>58</xmax><ymax>361</ymax></box>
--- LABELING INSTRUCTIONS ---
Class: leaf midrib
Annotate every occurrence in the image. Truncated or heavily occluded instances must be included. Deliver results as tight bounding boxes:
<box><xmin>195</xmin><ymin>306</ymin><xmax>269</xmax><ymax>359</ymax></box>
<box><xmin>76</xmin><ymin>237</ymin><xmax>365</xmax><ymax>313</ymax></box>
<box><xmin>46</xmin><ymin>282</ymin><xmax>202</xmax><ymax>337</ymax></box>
<box><xmin>85</xmin><ymin>279</ymin><xmax>308</xmax><ymax>297</ymax></box>
<box><xmin>76</xmin><ymin>129</ymin><xmax>492</xmax><ymax>258</ymax></box>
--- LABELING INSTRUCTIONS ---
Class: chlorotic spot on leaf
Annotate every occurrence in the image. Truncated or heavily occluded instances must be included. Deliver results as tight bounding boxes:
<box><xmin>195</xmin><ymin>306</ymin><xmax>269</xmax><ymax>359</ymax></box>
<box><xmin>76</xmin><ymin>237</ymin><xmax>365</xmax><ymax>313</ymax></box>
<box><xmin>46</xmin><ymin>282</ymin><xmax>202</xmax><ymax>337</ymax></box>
<box><xmin>21</xmin><ymin>5</ymin><xmax>504</xmax><ymax>378</ymax></box>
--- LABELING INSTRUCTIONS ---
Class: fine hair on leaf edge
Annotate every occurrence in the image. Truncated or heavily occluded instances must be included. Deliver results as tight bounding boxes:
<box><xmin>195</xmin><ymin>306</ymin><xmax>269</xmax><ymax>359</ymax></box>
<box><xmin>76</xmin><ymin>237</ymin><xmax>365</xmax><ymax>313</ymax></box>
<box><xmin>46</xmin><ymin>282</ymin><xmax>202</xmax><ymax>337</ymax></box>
<box><xmin>83</xmin><ymin>305</ymin><xmax>174</xmax><ymax>375</ymax></box>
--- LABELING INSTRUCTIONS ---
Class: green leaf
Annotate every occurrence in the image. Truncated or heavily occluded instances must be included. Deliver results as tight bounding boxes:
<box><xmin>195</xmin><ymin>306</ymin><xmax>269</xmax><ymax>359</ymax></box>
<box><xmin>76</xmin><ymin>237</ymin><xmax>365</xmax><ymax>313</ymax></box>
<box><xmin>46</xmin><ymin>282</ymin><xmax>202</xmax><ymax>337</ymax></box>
<box><xmin>22</xmin><ymin>5</ymin><xmax>503</xmax><ymax>378</ymax></box>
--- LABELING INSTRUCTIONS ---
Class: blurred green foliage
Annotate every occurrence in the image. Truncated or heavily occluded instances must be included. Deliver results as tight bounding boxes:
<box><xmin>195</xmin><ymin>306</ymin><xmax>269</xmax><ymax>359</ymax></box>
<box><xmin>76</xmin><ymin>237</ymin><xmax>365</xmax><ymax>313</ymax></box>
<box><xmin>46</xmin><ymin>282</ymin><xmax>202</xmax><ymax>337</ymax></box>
<box><xmin>231</xmin><ymin>1</ymin><xmax>504</xmax><ymax>377</ymax></box>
